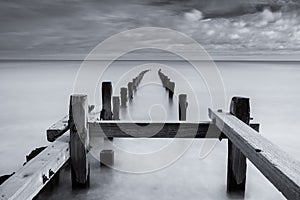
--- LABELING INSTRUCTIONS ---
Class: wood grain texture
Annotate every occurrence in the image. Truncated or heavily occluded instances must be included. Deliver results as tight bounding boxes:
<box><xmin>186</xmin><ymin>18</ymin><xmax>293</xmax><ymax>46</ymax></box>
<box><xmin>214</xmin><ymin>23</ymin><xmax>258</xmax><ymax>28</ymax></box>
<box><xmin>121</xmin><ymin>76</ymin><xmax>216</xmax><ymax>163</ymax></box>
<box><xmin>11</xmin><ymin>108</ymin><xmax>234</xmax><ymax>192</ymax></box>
<box><xmin>47</xmin><ymin>106</ymin><xmax>95</xmax><ymax>142</ymax></box>
<box><xmin>46</xmin><ymin>115</ymin><xmax>69</xmax><ymax>142</ymax></box>
<box><xmin>69</xmin><ymin>94</ymin><xmax>89</xmax><ymax>186</ymax></box>
<box><xmin>90</xmin><ymin>122</ymin><xmax>211</xmax><ymax>138</ymax></box>
<box><xmin>227</xmin><ymin>97</ymin><xmax>250</xmax><ymax>193</ymax></box>
<box><xmin>0</xmin><ymin>134</ymin><xmax>69</xmax><ymax>200</ymax></box>
<box><xmin>47</xmin><ymin>112</ymin><xmax>259</xmax><ymax>140</ymax></box>
<box><xmin>88</xmin><ymin>121</ymin><xmax>258</xmax><ymax>139</ymax></box>
<box><xmin>209</xmin><ymin>109</ymin><xmax>300</xmax><ymax>200</ymax></box>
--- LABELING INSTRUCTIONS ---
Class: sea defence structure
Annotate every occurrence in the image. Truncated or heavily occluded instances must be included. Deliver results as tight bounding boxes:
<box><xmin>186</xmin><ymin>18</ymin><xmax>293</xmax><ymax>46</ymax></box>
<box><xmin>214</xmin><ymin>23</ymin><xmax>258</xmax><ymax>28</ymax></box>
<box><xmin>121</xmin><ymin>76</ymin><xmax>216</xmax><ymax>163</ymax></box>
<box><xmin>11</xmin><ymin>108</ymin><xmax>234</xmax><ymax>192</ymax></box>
<box><xmin>0</xmin><ymin>70</ymin><xmax>299</xmax><ymax>200</ymax></box>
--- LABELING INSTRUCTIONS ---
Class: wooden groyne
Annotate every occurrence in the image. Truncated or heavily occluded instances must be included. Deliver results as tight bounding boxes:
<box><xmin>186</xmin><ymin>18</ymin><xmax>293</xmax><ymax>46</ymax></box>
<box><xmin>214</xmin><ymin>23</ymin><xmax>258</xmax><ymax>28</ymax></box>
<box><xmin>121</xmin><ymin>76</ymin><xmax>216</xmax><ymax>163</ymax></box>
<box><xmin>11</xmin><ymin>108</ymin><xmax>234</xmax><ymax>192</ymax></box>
<box><xmin>0</xmin><ymin>69</ymin><xmax>300</xmax><ymax>200</ymax></box>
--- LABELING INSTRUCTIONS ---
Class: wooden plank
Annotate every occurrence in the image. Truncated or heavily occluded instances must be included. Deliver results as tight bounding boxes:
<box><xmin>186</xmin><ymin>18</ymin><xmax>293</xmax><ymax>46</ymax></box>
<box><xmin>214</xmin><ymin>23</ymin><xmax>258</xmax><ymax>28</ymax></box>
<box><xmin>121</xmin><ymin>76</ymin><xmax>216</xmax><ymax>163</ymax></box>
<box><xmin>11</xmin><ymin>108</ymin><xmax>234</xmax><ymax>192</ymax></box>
<box><xmin>90</xmin><ymin>122</ymin><xmax>210</xmax><ymax>138</ymax></box>
<box><xmin>88</xmin><ymin>121</ymin><xmax>259</xmax><ymax>139</ymax></box>
<box><xmin>46</xmin><ymin>115</ymin><xmax>69</xmax><ymax>142</ymax></box>
<box><xmin>25</xmin><ymin>147</ymin><xmax>47</xmax><ymax>163</ymax></box>
<box><xmin>0</xmin><ymin>134</ymin><xmax>70</xmax><ymax>200</ymax></box>
<box><xmin>69</xmin><ymin>94</ymin><xmax>89</xmax><ymax>187</ymax></box>
<box><xmin>208</xmin><ymin>108</ymin><xmax>300</xmax><ymax>200</ymax></box>
<box><xmin>46</xmin><ymin>106</ymin><xmax>95</xmax><ymax>142</ymax></box>
<box><xmin>47</xmin><ymin>111</ymin><xmax>258</xmax><ymax>142</ymax></box>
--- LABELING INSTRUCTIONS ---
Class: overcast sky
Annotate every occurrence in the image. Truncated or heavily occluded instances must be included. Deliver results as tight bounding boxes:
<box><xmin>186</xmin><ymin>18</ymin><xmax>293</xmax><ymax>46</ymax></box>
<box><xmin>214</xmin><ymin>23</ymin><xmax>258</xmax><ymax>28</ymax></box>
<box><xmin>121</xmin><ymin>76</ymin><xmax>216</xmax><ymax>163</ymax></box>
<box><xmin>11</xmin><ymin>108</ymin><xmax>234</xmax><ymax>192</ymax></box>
<box><xmin>0</xmin><ymin>0</ymin><xmax>300</xmax><ymax>59</ymax></box>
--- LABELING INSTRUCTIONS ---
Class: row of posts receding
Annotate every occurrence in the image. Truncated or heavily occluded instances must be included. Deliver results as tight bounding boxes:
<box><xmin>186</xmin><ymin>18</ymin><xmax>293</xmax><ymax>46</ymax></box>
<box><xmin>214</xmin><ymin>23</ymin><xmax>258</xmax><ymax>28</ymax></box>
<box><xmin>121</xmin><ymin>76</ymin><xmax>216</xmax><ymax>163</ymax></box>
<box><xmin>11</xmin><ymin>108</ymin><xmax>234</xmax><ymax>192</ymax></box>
<box><xmin>69</xmin><ymin>78</ymin><xmax>258</xmax><ymax>198</ymax></box>
<box><xmin>99</xmin><ymin>70</ymin><xmax>151</xmax><ymax>168</ymax></box>
<box><xmin>91</xmin><ymin>69</ymin><xmax>190</xmax><ymax>172</ymax></box>
<box><xmin>113</xmin><ymin>69</ymin><xmax>150</xmax><ymax>120</ymax></box>
<box><xmin>158</xmin><ymin>69</ymin><xmax>188</xmax><ymax>121</ymax></box>
<box><xmin>109</xmin><ymin>69</ymin><xmax>189</xmax><ymax>121</ymax></box>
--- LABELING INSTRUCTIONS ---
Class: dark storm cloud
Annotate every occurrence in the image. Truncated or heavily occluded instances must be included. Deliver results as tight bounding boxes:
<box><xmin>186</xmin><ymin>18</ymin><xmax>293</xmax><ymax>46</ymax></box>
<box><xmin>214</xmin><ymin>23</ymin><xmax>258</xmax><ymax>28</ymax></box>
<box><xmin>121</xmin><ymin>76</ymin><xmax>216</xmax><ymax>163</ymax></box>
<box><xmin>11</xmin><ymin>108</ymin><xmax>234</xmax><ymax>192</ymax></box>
<box><xmin>0</xmin><ymin>1</ymin><xmax>147</xmax><ymax>57</ymax></box>
<box><xmin>0</xmin><ymin>0</ymin><xmax>299</xmax><ymax>59</ymax></box>
<box><xmin>0</xmin><ymin>0</ymin><xmax>178</xmax><ymax>58</ymax></box>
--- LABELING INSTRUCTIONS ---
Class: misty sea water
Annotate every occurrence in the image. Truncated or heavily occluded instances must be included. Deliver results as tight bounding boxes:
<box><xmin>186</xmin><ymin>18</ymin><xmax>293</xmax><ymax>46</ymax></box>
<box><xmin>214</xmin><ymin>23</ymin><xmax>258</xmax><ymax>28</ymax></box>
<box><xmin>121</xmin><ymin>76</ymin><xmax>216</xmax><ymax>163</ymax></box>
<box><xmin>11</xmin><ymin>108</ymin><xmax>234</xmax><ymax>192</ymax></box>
<box><xmin>0</xmin><ymin>60</ymin><xmax>299</xmax><ymax>199</ymax></box>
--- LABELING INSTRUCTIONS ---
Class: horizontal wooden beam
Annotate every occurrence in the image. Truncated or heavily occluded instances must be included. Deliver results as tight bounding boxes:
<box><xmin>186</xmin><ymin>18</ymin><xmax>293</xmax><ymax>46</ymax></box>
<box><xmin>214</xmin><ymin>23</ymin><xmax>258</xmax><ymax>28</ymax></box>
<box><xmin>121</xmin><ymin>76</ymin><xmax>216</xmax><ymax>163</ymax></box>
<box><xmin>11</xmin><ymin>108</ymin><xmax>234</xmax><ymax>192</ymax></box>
<box><xmin>47</xmin><ymin>115</ymin><xmax>69</xmax><ymax>142</ymax></box>
<box><xmin>89</xmin><ymin>121</ymin><xmax>259</xmax><ymax>139</ymax></box>
<box><xmin>208</xmin><ymin>109</ymin><xmax>300</xmax><ymax>200</ymax></box>
<box><xmin>47</xmin><ymin>106</ymin><xmax>96</xmax><ymax>142</ymax></box>
<box><xmin>0</xmin><ymin>134</ymin><xmax>70</xmax><ymax>200</ymax></box>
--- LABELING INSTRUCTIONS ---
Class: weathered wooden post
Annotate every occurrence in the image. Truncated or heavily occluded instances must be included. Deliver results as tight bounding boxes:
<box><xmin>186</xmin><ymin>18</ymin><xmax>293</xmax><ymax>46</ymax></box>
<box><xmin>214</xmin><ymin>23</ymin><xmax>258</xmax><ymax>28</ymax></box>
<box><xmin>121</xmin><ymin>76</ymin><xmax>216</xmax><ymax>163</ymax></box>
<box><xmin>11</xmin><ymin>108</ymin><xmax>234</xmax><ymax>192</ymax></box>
<box><xmin>137</xmin><ymin>75</ymin><xmax>141</xmax><ymax>85</ymax></box>
<box><xmin>133</xmin><ymin>78</ymin><xmax>137</xmax><ymax>91</ymax></box>
<box><xmin>165</xmin><ymin>77</ymin><xmax>170</xmax><ymax>90</ymax></box>
<box><xmin>100</xmin><ymin>82</ymin><xmax>114</xmax><ymax>166</ymax></box>
<box><xmin>100</xmin><ymin>82</ymin><xmax>112</xmax><ymax>120</ymax></box>
<box><xmin>162</xmin><ymin>76</ymin><xmax>168</xmax><ymax>88</ymax></box>
<box><xmin>128</xmin><ymin>82</ymin><xmax>133</xmax><ymax>99</ymax></box>
<box><xmin>135</xmin><ymin>77</ymin><xmax>138</xmax><ymax>89</ymax></box>
<box><xmin>120</xmin><ymin>87</ymin><xmax>127</xmax><ymax>107</ymax></box>
<box><xmin>179</xmin><ymin>94</ymin><xmax>188</xmax><ymax>121</ymax></box>
<box><xmin>100</xmin><ymin>150</ymin><xmax>114</xmax><ymax>166</ymax></box>
<box><xmin>227</xmin><ymin>97</ymin><xmax>250</xmax><ymax>194</ymax></box>
<box><xmin>168</xmin><ymin>81</ymin><xmax>175</xmax><ymax>98</ymax></box>
<box><xmin>69</xmin><ymin>94</ymin><xmax>89</xmax><ymax>187</ymax></box>
<box><xmin>112</xmin><ymin>96</ymin><xmax>120</xmax><ymax>120</ymax></box>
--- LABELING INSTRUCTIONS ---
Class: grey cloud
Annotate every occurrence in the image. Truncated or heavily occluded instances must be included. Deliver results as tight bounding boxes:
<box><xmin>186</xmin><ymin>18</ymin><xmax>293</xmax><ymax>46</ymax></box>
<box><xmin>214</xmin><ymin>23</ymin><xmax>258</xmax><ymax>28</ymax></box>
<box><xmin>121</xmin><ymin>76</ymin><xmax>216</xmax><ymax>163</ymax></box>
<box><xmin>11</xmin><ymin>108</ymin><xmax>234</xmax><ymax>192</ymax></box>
<box><xmin>0</xmin><ymin>0</ymin><xmax>299</xmax><ymax>59</ymax></box>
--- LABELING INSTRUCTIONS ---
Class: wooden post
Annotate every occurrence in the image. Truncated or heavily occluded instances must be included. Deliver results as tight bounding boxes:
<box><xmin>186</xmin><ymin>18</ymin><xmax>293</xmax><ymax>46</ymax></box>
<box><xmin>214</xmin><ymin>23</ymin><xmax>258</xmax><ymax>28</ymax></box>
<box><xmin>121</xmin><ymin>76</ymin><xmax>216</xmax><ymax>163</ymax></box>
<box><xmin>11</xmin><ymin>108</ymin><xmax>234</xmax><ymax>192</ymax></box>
<box><xmin>227</xmin><ymin>97</ymin><xmax>250</xmax><ymax>194</ymax></box>
<box><xmin>128</xmin><ymin>82</ymin><xmax>133</xmax><ymax>99</ymax></box>
<box><xmin>209</xmin><ymin>108</ymin><xmax>300</xmax><ymax>200</ymax></box>
<box><xmin>100</xmin><ymin>82</ymin><xmax>114</xmax><ymax>165</ymax></box>
<box><xmin>69</xmin><ymin>94</ymin><xmax>89</xmax><ymax>187</ymax></box>
<box><xmin>137</xmin><ymin>75</ymin><xmax>141</xmax><ymax>85</ymax></box>
<box><xmin>132</xmin><ymin>78</ymin><xmax>135</xmax><ymax>91</ymax></box>
<box><xmin>100</xmin><ymin>82</ymin><xmax>113</xmax><ymax>139</ymax></box>
<box><xmin>120</xmin><ymin>87</ymin><xmax>127</xmax><ymax>107</ymax></box>
<box><xmin>162</xmin><ymin>76</ymin><xmax>167</xmax><ymax>88</ymax></box>
<box><xmin>112</xmin><ymin>96</ymin><xmax>120</xmax><ymax>120</ymax></box>
<box><xmin>165</xmin><ymin>78</ymin><xmax>170</xmax><ymax>90</ymax></box>
<box><xmin>168</xmin><ymin>81</ymin><xmax>175</xmax><ymax>98</ymax></box>
<box><xmin>100</xmin><ymin>82</ymin><xmax>112</xmax><ymax>120</ymax></box>
<box><xmin>179</xmin><ymin>94</ymin><xmax>188</xmax><ymax>121</ymax></box>
<box><xmin>100</xmin><ymin>150</ymin><xmax>114</xmax><ymax>167</ymax></box>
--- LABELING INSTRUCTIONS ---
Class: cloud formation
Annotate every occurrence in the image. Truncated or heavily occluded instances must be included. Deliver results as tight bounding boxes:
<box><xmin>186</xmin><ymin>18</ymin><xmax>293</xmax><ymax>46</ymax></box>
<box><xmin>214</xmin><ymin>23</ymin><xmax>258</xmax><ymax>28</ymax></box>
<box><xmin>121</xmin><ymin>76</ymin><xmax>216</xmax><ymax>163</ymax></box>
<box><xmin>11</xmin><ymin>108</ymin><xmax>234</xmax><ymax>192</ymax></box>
<box><xmin>0</xmin><ymin>0</ymin><xmax>299</xmax><ymax>59</ymax></box>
